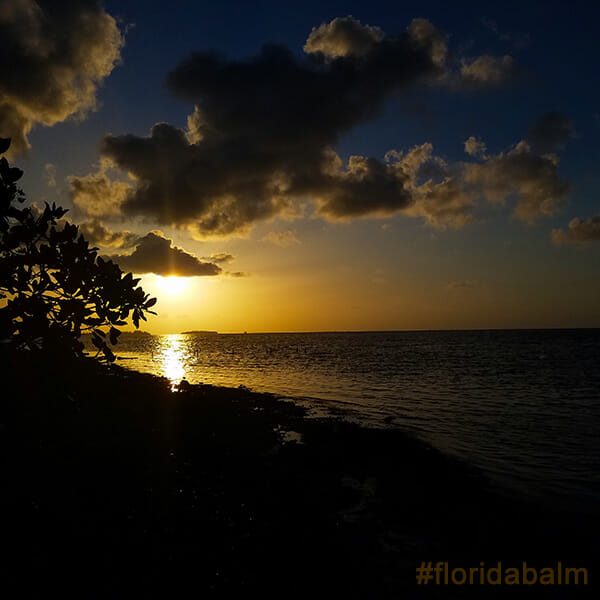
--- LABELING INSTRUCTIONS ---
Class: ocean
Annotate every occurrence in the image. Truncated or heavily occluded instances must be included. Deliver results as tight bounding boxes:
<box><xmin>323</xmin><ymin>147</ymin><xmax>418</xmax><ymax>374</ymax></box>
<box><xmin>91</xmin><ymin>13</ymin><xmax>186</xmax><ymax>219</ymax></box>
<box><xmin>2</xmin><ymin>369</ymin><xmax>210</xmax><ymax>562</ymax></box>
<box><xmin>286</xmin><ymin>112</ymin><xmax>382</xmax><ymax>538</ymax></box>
<box><xmin>97</xmin><ymin>329</ymin><xmax>600</xmax><ymax>512</ymax></box>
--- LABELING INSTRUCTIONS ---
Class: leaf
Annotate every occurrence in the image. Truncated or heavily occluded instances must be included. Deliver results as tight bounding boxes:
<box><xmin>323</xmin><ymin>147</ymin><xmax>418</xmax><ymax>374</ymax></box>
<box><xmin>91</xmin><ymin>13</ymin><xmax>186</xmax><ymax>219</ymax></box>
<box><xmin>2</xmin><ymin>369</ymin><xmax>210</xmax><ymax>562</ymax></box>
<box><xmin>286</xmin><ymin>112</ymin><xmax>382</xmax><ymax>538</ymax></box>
<box><xmin>8</xmin><ymin>167</ymin><xmax>23</xmax><ymax>182</ymax></box>
<box><xmin>0</xmin><ymin>138</ymin><xmax>10</xmax><ymax>154</ymax></box>
<box><xmin>103</xmin><ymin>346</ymin><xmax>116</xmax><ymax>362</ymax></box>
<box><xmin>109</xmin><ymin>326</ymin><xmax>121</xmax><ymax>345</ymax></box>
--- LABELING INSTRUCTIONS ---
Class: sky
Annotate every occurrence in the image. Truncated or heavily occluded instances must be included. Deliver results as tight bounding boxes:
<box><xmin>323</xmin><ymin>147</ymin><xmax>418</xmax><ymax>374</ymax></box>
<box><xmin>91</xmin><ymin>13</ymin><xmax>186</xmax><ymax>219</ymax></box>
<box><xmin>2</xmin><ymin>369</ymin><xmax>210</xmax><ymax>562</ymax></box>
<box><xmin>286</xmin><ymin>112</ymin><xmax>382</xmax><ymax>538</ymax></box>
<box><xmin>2</xmin><ymin>0</ymin><xmax>600</xmax><ymax>333</ymax></box>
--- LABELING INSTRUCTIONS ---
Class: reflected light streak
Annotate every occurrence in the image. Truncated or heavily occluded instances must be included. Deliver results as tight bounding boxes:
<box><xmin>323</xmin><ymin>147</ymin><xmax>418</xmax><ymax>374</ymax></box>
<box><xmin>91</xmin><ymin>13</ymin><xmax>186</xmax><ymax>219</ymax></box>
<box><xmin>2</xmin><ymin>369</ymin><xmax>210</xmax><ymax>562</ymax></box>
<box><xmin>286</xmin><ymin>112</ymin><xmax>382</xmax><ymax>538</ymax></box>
<box><xmin>156</xmin><ymin>334</ymin><xmax>189</xmax><ymax>391</ymax></box>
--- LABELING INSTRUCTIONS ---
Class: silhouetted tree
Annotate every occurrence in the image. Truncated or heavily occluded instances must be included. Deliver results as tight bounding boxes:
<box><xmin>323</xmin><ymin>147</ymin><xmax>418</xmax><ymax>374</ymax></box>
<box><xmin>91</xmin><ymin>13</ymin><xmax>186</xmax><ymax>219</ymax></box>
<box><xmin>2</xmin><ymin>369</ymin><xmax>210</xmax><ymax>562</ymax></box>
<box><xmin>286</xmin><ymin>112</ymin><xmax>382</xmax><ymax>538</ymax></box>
<box><xmin>0</xmin><ymin>138</ymin><xmax>156</xmax><ymax>361</ymax></box>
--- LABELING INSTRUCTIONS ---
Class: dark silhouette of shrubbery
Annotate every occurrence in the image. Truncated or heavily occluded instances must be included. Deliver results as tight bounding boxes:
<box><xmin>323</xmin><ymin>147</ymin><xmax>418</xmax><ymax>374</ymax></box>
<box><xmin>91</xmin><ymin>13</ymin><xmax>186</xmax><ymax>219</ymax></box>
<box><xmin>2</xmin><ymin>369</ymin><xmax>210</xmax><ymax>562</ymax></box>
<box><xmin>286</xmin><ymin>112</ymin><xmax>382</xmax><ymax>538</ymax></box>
<box><xmin>0</xmin><ymin>138</ymin><xmax>156</xmax><ymax>361</ymax></box>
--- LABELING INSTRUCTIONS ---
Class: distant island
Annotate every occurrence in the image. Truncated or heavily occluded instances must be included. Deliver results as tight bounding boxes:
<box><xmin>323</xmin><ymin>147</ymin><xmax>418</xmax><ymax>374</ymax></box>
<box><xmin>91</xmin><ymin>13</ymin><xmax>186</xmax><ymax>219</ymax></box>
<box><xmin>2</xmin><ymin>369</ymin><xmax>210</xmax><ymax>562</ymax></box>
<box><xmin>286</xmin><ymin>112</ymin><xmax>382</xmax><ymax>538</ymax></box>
<box><xmin>181</xmin><ymin>330</ymin><xmax>218</xmax><ymax>335</ymax></box>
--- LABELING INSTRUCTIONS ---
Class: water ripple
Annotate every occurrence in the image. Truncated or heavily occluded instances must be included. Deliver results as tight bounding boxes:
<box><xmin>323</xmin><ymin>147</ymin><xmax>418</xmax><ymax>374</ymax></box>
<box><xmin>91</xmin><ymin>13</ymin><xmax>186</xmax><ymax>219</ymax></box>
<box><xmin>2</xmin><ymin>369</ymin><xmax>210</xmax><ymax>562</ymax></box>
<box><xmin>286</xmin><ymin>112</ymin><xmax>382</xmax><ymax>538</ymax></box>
<box><xmin>107</xmin><ymin>329</ymin><xmax>600</xmax><ymax>510</ymax></box>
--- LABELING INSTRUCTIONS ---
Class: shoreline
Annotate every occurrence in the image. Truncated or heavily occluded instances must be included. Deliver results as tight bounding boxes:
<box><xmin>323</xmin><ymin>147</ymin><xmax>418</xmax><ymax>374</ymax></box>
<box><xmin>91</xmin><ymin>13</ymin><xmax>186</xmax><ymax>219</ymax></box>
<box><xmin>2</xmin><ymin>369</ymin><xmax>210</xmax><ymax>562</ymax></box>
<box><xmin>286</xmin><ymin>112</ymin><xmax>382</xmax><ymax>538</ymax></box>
<box><xmin>111</xmin><ymin>351</ymin><xmax>600</xmax><ymax>518</ymax></box>
<box><xmin>2</xmin><ymin>352</ymin><xmax>597</xmax><ymax>596</ymax></box>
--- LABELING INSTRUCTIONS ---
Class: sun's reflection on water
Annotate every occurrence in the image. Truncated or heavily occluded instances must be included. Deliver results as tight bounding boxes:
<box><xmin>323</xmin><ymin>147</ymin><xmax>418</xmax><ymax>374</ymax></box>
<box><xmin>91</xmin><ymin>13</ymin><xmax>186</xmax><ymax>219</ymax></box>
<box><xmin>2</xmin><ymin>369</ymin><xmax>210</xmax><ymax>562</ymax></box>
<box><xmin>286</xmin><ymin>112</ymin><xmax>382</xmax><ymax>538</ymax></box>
<box><xmin>155</xmin><ymin>334</ymin><xmax>189</xmax><ymax>391</ymax></box>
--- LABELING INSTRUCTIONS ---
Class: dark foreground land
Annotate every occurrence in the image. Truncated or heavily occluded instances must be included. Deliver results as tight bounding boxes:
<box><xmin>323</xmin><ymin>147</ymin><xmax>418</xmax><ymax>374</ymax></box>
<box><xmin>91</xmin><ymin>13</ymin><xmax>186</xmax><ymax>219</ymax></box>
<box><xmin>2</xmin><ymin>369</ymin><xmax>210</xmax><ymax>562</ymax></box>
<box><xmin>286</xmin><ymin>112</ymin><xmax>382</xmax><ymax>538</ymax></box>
<box><xmin>1</xmin><ymin>352</ymin><xmax>597</xmax><ymax>598</ymax></box>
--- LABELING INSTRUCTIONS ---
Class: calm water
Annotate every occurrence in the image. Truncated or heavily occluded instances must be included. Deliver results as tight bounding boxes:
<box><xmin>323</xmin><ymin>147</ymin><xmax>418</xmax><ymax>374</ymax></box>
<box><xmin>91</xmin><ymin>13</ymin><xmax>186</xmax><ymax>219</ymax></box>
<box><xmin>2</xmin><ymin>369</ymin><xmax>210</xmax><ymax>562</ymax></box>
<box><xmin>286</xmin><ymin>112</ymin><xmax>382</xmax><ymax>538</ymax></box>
<box><xmin>99</xmin><ymin>329</ymin><xmax>600</xmax><ymax>511</ymax></box>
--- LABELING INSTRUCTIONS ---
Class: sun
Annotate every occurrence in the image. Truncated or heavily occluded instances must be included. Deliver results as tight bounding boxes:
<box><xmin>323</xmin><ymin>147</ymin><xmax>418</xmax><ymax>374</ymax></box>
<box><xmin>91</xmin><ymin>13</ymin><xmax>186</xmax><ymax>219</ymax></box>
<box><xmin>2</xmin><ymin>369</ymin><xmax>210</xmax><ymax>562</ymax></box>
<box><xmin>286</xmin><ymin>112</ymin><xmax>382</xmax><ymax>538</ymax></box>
<box><xmin>156</xmin><ymin>276</ymin><xmax>189</xmax><ymax>295</ymax></box>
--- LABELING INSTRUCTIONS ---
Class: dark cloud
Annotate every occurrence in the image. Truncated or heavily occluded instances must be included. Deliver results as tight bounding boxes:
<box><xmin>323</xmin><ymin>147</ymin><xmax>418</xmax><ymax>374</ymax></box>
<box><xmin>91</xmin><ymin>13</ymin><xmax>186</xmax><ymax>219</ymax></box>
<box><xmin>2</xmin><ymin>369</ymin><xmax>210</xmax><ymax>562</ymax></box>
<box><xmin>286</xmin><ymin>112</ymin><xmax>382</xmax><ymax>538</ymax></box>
<box><xmin>552</xmin><ymin>215</ymin><xmax>600</xmax><ymax>245</ymax></box>
<box><xmin>0</xmin><ymin>0</ymin><xmax>123</xmax><ymax>156</ymax></box>
<box><xmin>96</xmin><ymin>121</ymin><xmax>300</xmax><ymax>237</ymax></box>
<box><xmin>78</xmin><ymin>219</ymin><xmax>139</xmax><ymax>249</ymax></box>
<box><xmin>526</xmin><ymin>112</ymin><xmax>575</xmax><ymax>153</ymax></box>
<box><xmin>371</xmin><ymin>143</ymin><xmax>474</xmax><ymax>228</ymax></box>
<box><xmin>72</xmin><ymin>17</ymin><xmax>451</xmax><ymax>236</ymax></box>
<box><xmin>312</xmin><ymin>152</ymin><xmax>414</xmax><ymax>219</ymax></box>
<box><xmin>106</xmin><ymin>230</ymin><xmax>222</xmax><ymax>276</ymax></box>
<box><xmin>205</xmin><ymin>252</ymin><xmax>235</xmax><ymax>263</ymax></box>
<box><xmin>69</xmin><ymin>16</ymin><xmax>523</xmax><ymax>236</ymax></box>
<box><xmin>464</xmin><ymin>140</ymin><xmax>569</xmax><ymax>221</ymax></box>
<box><xmin>76</xmin><ymin>119</ymin><xmax>570</xmax><ymax>233</ymax></box>
<box><xmin>400</xmin><ymin>129</ymin><xmax>570</xmax><ymax>227</ymax></box>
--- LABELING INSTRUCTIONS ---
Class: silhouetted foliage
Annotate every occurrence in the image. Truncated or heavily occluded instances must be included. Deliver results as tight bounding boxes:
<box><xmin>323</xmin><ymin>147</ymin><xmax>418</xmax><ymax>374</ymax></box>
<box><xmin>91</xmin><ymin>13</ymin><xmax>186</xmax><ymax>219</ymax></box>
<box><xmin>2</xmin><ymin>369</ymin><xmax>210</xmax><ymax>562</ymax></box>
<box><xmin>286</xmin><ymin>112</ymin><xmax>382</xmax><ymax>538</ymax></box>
<box><xmin>0</xmin><ymin>138</ymin><xmax>156</xmax><ymax>361</ymax></box>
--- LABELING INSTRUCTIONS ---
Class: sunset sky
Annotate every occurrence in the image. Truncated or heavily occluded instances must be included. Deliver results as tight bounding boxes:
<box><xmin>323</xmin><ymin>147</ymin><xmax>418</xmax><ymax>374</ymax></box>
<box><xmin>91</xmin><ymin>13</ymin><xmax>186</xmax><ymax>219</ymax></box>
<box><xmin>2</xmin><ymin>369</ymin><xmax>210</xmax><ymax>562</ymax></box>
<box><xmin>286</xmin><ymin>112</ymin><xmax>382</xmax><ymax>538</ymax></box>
<box><xmin>3</xmin><ymin>0</ymin><xmax>600</xmax><ymax>333</ymax></box>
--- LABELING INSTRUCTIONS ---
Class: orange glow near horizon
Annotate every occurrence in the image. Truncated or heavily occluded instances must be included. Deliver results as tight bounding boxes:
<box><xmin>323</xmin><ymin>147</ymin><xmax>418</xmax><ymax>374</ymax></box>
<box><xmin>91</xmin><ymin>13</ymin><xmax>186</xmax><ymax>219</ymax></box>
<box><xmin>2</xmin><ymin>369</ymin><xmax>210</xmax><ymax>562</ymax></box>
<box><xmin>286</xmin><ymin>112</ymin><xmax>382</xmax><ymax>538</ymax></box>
<box><xmin>134</xmin><ymin>232</ymin><xmax>600</xmax><ymax>336</ymax></box>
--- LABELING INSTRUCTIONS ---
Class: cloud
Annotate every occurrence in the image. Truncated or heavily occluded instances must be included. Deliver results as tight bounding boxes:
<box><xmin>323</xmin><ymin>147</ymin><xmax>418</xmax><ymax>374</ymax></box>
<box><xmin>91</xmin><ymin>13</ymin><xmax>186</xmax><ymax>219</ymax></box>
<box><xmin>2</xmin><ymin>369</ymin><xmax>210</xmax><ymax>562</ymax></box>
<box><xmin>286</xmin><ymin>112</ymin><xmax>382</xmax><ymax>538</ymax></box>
<box><xmin>68</xmin><ymin>158</ymin><xmax>131</xmax><ymax>217</ymax></box>
<box><xmin>408</xmin><ymin>174</ymin><xmax>476</xmax><ymax>228</ymax></box>
<box><xmin>552</xmin><ymin>215</ymin><xmax>600</xmax><ymax>245</ymax></box>
<box><xmin>464</xmin><ymin>140</ymin><xmax>569</xmax><ymax>221</ymax></box>
<box><xmin>205</xmin><ymin>252</ymin><xmax>235</xmax><ymax>263</ymax></box>
<box><xmin>406</xmin><ymin>18</ymin><xmax>448</xmax><ymax>67</ymax></box>
<box><xmin>71</xmin><ymin>17</ymin><xmax>452</xmax><ymax>236</ymax></box>
<box><xmin>0</xmin><ymin>0</ymin><xmax>124</xmax><ymax>156</ymax></box>
<box><xmin>526</xmin><ymin>112</ymin><xmax>575</xmax><ymax>153</ymax></box>
<box><xmin>226</xmin><ymin>271</ymin><xmax>248</xmax><ymax>278</ymax></box>
<box><xmin>370</xmin><ymin>143</ymin><xmax>473</xmax><ymax>228</ymax></box>
<box><xmin>312</xmin><ymin>152</ymin><xmax>414</xmax><ymax>219</ymax></box>
<box><xmin>459</xmin><ymin>55</ymin><xmax>515</xmax><ymax>88</ymax></box>
<box><xmin>88</xmin><ymin>118</ymin><xmax>566</xmax><ymax>233</ymax></box>
<box><xmin>70</xmin><ymin>16</ymin><xmax>524</xmax><ymax>236</ymax></box>
<box><xmin>94</xmin><ymin>121</ymin><xmax>300</xmax><ymax>237</ymax></box>
<box><xmin>464</xmin><ymin>136</ymin><xmax>488</xmax><ymax>158</ymax></box>
<box><xmin>78</xmin><ymin>219</ymin><xmax>139</xmax><ymax>249</ymax></box>
<box><xmin>384</xmin><ymin>124</ymin><xmax>570</xmax><ymax>228</ymax></box>
<box><xmin>303</xmin><ymin>16</ymin><xmax>384</xmax><ymax>58</ymax></box>
<box><xmin>106</xmin><ymin>230</ymin><xmax>222</xmax><ymax>276</ymax></box>
<box><xmin>261</xmin><ymin>230</ymin><xmax>300</xmax><ymax>246</ymax></box>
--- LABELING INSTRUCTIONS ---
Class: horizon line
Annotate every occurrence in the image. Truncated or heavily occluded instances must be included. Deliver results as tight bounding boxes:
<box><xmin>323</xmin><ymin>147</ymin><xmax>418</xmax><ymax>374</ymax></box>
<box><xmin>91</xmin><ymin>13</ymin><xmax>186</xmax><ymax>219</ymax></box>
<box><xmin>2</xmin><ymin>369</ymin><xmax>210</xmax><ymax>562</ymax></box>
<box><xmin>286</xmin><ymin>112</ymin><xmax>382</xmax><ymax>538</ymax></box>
<box><xmin>128</xmin><ymin>326</ymin><xmax>600</xmax><ymax>336</ymax></box>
